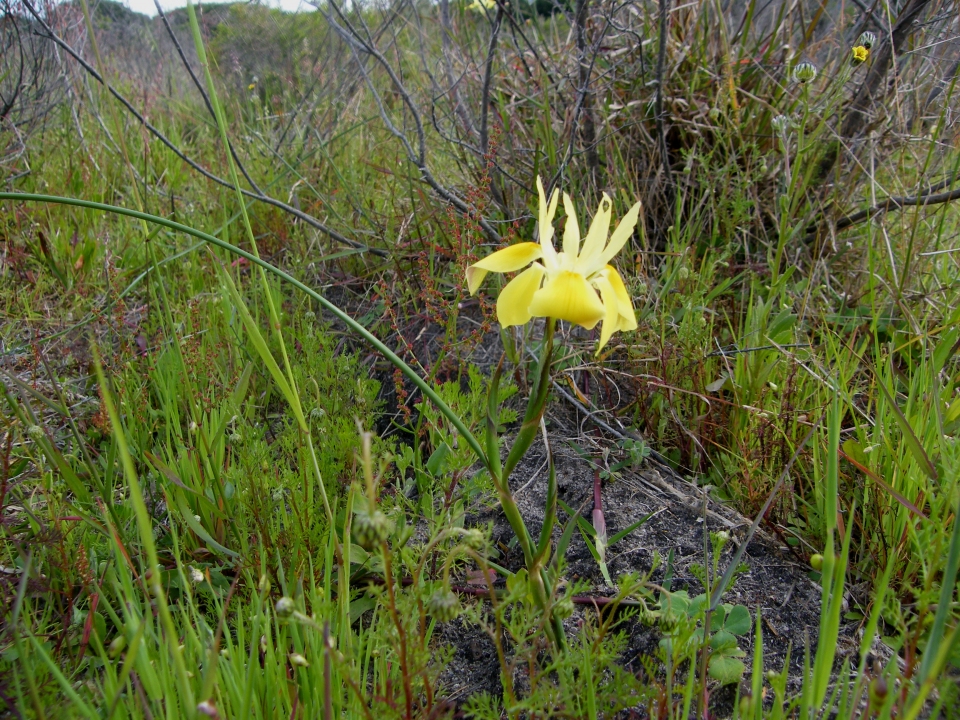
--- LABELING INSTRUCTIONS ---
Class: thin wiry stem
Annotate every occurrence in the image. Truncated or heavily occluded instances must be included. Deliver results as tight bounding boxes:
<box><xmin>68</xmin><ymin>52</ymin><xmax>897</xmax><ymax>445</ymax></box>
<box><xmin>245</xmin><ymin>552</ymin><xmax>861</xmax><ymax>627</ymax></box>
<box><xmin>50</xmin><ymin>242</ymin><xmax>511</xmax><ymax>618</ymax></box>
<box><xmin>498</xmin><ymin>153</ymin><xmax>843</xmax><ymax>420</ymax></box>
<box><xmin>321</xmin><ymin>0</ymin><xmax>503</xmax><ymax>242</ymax></box>
<box><xmin>152</xmin><ymin>0</ymin><xmax>261</xmax><ymax>195</ymax></box>
<box><xmin>20</xmin><ymin>0</ymin><xmax>382</xmax><ymax>257</ymax></box>
<box><xmin>804</xmin><ymin>174</ymin><xmax>960</xmax><ymax>243</ymax></box>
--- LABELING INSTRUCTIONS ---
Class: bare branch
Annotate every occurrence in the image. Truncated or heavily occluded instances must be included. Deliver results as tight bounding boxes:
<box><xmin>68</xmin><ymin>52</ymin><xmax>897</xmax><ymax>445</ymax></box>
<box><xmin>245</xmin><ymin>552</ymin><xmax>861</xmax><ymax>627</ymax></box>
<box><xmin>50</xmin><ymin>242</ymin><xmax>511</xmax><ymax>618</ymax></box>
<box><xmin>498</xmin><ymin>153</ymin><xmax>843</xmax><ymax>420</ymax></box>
<box><xmin>19</xmin><ymin>0</ymin><xmax>382</xmax><ymax>256</ymax></box>
<box><xmin>804</xmin><ymin>173</ymin><xmax>960</xmax><ymax>243</ymax></box>
<box><xmin>322</xmin><ymin>0</ymin><xmax>502</xmax><ymax>243</ymax></box>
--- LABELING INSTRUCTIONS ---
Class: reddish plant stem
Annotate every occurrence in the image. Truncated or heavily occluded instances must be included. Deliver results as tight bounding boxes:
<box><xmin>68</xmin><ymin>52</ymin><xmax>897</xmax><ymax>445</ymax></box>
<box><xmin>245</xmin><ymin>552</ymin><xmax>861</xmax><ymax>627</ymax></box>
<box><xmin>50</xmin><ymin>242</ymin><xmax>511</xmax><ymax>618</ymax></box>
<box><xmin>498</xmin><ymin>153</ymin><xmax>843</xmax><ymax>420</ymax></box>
<box><xmin>381</xmin><ymin>545</ymin><xmax>415</xmax><ymax>720</ymax></box>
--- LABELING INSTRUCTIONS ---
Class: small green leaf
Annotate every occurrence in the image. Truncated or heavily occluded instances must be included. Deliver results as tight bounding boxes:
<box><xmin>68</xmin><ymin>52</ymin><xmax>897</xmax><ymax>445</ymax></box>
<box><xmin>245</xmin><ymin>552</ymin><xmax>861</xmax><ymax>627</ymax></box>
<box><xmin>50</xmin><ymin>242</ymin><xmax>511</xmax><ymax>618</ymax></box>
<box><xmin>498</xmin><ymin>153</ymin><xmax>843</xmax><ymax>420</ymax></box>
<box><xmin>426</xmin><ymin>442</ymin><xmax>451</xmax><ymax>475</ymax></box>
<box><xmin>349</xmin><ymin>594</ymin><xmax>377</xmax><ymax>624</ymax></box>
<box><xmin>724</xmin><ymin>604</ymin><xmax>752</xmax><ymax>635</ymax></box>
<box><xmin>708</xmin><ymin>655</ymin><xmax>746</xmax><ymax>685</ymax></box>
<box><xmin>688</xmin><ymin>593</ymin><xmax>708</xmax><ymax>617</ymax></box>
<box><xmin>706</xmin><ymin>374</ymin><xmax>729</xmax><ymax>393</ymax></box>
<box><xmin>709</xmin><ymin>629</ymin><xmax>741</xmax><ymax>652</ymax></box>
<box><xmin>608</xmin><ymin>512</ymin><xmax>654</xmax><ymax>546</ymax></box>
<box><xmin>841</xmin><ymin>439</ymin><xmax>868</xmax><ymax>468</ymax></box>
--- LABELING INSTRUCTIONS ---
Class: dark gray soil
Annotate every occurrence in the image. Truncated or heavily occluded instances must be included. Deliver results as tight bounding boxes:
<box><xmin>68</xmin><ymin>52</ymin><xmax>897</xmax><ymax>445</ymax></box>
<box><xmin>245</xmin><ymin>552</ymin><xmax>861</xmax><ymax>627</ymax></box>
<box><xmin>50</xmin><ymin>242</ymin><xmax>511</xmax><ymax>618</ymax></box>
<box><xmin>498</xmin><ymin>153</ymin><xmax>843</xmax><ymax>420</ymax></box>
<box><xmin>434</xmin><ymin>396</ymin><xmax>868</xmax><ymax>718</ymax></box>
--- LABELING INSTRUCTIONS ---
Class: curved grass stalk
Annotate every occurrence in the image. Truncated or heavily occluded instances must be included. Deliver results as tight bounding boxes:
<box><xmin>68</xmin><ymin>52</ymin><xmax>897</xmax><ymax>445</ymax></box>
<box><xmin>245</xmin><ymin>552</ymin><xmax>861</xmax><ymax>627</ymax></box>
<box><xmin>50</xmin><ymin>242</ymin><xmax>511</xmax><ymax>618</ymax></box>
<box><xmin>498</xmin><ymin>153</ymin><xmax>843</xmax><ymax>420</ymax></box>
<box><xmin>0</xmin><ymin>191</ymin><xmax>488</xmax><ymax>473</ymax></box>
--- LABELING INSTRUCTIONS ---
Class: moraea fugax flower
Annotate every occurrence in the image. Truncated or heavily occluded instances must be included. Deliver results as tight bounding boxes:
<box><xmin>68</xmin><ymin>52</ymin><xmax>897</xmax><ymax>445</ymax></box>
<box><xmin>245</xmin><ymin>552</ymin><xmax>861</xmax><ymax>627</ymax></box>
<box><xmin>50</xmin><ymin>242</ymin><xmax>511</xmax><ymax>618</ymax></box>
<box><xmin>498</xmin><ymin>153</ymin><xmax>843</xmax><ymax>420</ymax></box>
<box><xmin>467</xmin><ymin>177</ymin><xmax>640</xmax><ymax>353</ymax></box>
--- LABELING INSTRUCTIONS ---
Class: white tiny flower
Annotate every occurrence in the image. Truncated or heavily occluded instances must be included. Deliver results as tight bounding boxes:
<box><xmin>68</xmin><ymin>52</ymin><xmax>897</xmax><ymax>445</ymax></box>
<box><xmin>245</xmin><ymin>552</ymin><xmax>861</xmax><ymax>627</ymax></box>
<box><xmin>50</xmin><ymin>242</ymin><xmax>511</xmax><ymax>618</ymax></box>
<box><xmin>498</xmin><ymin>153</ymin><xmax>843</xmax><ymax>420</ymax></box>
<box><xmin>196</xmin><ymin>700</ymin><xmax>219</xmax><ymax>718</ymax></box>
<box><xmin>772</xmin><ymin>115</ymin><xmax>791</xmax><ymax>135</ymax></box>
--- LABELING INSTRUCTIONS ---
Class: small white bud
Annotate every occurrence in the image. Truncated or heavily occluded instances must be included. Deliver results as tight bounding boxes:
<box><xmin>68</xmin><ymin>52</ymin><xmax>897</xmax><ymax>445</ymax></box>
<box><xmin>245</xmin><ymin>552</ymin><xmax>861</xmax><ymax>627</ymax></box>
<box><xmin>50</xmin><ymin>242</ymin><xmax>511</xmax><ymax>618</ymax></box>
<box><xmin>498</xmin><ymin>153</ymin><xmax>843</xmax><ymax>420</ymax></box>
<box><xmin>289</xmin><ymin>653</ymin><xmax>309</xmax><ymax>667</ymax></box>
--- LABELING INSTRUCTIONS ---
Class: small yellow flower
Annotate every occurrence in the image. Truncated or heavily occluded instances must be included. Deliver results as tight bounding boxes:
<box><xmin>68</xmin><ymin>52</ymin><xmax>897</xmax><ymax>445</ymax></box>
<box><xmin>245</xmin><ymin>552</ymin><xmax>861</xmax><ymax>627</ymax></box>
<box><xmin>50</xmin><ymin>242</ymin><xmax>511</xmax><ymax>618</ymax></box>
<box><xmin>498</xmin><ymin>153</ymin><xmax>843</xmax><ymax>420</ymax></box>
<box><xmin>852</xmin><ymin>46</ymin><xmax>869</xmax><ymax>64</ymax></box>
<box><xmin>467</xmin><ymin>177</ymin><xmax>640</xmax><ymax>353</ymax></box>
<box><xmin>467</xmin><ymin>0</ymin><xmax>496</xmax><ymax>11</ymax></box>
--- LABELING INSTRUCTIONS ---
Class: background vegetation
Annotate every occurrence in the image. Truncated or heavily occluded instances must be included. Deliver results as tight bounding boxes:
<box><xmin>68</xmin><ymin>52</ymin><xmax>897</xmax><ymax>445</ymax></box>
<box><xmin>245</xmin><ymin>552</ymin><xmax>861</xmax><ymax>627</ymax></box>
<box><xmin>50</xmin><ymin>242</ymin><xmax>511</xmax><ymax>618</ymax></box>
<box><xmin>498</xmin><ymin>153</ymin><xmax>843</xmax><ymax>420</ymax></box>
<box><xmin>2</xmin><ymin>0</ymin><xmax>960</xmax><ymax>716</ymax></box>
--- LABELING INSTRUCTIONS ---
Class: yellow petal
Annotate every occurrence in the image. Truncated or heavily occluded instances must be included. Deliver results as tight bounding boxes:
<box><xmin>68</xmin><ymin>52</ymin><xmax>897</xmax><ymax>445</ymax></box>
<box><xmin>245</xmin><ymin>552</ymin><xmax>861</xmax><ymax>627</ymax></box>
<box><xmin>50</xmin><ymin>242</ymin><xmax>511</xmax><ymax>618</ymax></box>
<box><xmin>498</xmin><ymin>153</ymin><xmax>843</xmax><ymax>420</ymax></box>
<box><xmin>592</xmin><ymin>273</ymin><xmax>620</xmax><ymax>353</ymax></box>
<box><xmin>561</xmin><ymin>193</ymin><xmax>581</xmax><ymax>258</ymax></box>
<box><xmin>577</xmin><ymin>193</ymin><xmax>612</xmax><ymax>272</ymax></box>
<box><xmin>602</xmin><ymin>266</ymin><xmax>638</xmax><ymax>331</ymax></box>
<box><xmin>466</xmin><ymin>242</ymin><xmax>542</xmax><ymax>294</ymax></box>
<box><xmin>496</xmin><ymin>264</ymin><xmax>546</xmax><ymax>327</ymax></box>
<box><xmin>536</xmin><ymin>176</ymin><xmax>560</xmax><ymax>266</ymax></box>
<box><xmin>597</xmin><ymin>201</ymin><xmax>642</xmax><ymax>268</ymax></box>
<box><xmin>529</xmin><ymin>271</ymin><xmax>606</xmax><ymax>330</ymax></box>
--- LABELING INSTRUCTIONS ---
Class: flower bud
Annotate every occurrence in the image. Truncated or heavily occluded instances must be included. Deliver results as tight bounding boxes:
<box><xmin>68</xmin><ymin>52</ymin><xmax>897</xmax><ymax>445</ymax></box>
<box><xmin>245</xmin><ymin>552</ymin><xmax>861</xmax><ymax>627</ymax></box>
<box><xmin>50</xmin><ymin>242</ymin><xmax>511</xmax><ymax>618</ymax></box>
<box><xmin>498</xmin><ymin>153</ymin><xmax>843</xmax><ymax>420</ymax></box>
<box><xmin>109</xmin><ymin>634</ymin><xmax>126</xmax><ymax>658</ymax></box>
<box><xmin>857</xmin><ymin>31</ymin><xmax>877</xmax><ymax>49</ymax></box>
<box><xmin>353</xmin><ymin>507</ymin><xmax>393</xmax><ymax>549</ymax></box>
<box><xmin>793</xmin><ymin>61</ymin><xmax>818</xmax><ymax>83</ymax></box>
<box><xmin>196</xmin><ymin>700</ymin><xmax>221</xmax><ymax>719</ymax></box>
<box><xmin>553</xmin><ymin>597</ymin><xmax>575</xmax><ymax>620</ymax></box>
<box><xmin>463</xmin><ymin>528</ymin><xmax>486</xmax><ymax>550</ymax></box>
<box><xmin>275</xmin><ymin>597</ymin><xmax>296</xmax><ymax>619</ymax></box>
<box><xmin>869</xmin><ymin>676</ymin><xmax>888</xmax><ymax>705</ymax></box>
<box><xmin>772</xmin><ymin>114</ymin><xmax>791</xmax><ymax>135</ymax></box>
<box><xmin>427</xmin><ymin>588</ymin><xmax>461</xmax><ymax>622</ymax></box>
<box><xmin>289</xmin><ymin>653</ymin><xmax>310</xmax><ymax>667</ymax></box>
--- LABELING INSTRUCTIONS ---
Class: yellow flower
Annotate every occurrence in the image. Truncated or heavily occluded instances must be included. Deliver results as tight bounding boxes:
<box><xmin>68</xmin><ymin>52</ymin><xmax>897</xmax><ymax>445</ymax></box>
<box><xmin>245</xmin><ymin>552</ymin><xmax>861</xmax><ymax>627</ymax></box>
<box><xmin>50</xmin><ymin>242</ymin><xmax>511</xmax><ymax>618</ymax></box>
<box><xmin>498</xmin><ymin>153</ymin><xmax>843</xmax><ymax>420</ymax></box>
<box><xmin>852</xmin><ymin>45</ymin><xmax>869</xmax><ymax>63</ymax></box>
<box><xmin>467</xmin><ymin>177</ymin><xmax>640</xmax><ymax>353</ymax></box>
<box><xmin>467</xmin><ymin>0</ymin><xmax>496</xmax><ymax>11</ymax></box>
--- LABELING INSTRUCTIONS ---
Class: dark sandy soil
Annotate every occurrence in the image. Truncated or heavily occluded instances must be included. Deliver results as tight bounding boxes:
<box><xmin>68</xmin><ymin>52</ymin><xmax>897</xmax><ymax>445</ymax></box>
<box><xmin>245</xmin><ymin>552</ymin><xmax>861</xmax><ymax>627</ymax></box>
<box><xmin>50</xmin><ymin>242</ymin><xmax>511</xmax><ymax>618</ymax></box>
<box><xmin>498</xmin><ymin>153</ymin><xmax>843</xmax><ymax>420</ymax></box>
<box><xmin>432</xmin><ymin>395</ymin><xmax>871</xmax><ymax>717</ymax></box>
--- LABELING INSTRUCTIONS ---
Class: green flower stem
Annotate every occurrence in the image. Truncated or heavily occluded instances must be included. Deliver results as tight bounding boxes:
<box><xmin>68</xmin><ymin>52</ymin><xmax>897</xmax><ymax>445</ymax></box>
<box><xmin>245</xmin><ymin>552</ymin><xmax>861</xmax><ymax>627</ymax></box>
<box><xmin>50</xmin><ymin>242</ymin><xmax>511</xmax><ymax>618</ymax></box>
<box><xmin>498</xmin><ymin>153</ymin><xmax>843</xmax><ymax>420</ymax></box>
<box><xmin>486</xmin><ymin>320</ymin><xmax>566</xmax><ymax>649</ymax></box>
<box><xmin>0</xmin><ymin>192</ymin><xmax>489</xmax><ymax>474</ymax></box>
